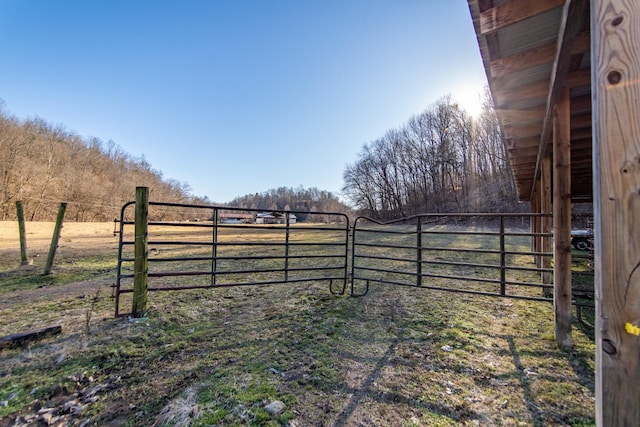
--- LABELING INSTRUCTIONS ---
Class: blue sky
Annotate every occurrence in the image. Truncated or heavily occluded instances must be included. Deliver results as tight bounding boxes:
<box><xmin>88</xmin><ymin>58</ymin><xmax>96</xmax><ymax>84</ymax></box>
<box><xmin>0</xmin><ymin>1</ymin><xmax>487</xmax><ymax>203</ymax></box>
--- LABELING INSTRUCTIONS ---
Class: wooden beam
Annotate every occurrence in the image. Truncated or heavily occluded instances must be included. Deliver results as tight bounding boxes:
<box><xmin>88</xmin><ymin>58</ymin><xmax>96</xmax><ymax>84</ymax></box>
<box><xmin>495</xmin><ymin>79</ymin><xmax>550</xmax><ymax>108</ymax></box>
<box><xmin>530</xmin><ymin>0</ymin><xmax>590</xmax><ymax>202</ymax></box>
<box><xmin>570</xmin><ymin>112</ymin><xmax>592</xmax><ymax>129</ymax></box>
<box><xmin>490</xmin><ymin>32</ymin><xmax>590</xmax><ymax>79</ymax></box>
<box><xmin>570</xmin><ymin>127</ymin><xmax>592</xmax><ymax>140</ymax></box>
<box><xmin>553</xmin><ymin>86</ymin><xmax>572</xmax><ymax>350</ymax></box>
<box><xmin>565</xmin><ymin>68</ymin><xmax>592</xmax><ymax>88</ymax></box>
<box><xmin>509</xmin><ymin>152</ymin><xmax>539</xmax><ymax>161</ymax></box>
<box><xmin>541</xmin><ymin>156</ymin><xmax>553</xmax><ymax>292</ymax></box>
<box><xmin>503</xmin><ymin>122</ymin><xmax>544</xmax><ymax>139</ymax></box>
<box><xmin>592</xmin><ymin>0</ymin><xmax>640</xmax><ymax>424</ymax></box>
<box><xmin>506</xmin><ymin>135</ymin><xmax>540</xmax><ymax>150</ymax></box>
<box><xmin>497</xmin><ymin>107</ymin><xmax>546</xmax><ymax>125</ymax></box>
<box><xmin>571</xmin><ymin>93</ymin><xmax>592</xmax><ymax>112</ymax></box>
<box><xmin>531</xmin><ymin>181</ymin><xmax>541</xmax><ymax>266</ymax></box>
<box><xmin>480</xmin><ymin>0</ymin><xmax>564</xmax><ymax>35</ymax></box>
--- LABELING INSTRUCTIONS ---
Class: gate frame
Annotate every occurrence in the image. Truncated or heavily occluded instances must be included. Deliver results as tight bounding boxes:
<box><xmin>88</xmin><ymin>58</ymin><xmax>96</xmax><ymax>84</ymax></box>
<box><xmin>114</xmin><ymin>190</ymin><xmax>351</xmax><ymax>317</ymax></box>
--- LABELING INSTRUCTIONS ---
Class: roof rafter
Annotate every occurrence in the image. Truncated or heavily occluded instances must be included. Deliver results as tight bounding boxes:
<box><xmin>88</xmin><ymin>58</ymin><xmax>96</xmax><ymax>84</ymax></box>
<box><xmin>480</xmin><ymin>0</ymin><xmax>564</xmax><ymax>35</ymax></box>
<box><xmin>490</xmin><ymin>31</ymin><xmax>589</xmax><ymax>79</ymax></box>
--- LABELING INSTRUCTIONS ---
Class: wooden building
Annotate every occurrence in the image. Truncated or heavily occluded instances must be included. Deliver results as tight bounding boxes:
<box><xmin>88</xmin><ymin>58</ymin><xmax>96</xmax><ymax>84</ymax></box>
<box><xmin>467</xmin><ymin>0</ymin><xmax>639</xmax><ymax>424</ymax></box>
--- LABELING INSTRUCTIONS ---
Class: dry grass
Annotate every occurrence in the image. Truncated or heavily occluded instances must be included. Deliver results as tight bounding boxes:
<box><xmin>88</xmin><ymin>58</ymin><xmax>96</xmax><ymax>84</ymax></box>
<box><xmin>0</xmin><ymin>221</ymin><xmax>595</xmax><ymax>426</ymax></box>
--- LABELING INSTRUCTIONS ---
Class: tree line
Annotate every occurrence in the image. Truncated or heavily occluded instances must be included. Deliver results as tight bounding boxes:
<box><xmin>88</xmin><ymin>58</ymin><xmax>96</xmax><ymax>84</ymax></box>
<box><xmin>2</xmin><ymin>90</ymin><xmax>519</xmax><ymax>223</ymax></box>
<box><xmin>228</xmin><ymin>186</ymin><xmax>352</xmax><ymax>222</ymax></box>
<box><xmin>342</xmin><ymin>92</ymin><xmax>520</xmax><ymax>220</ymax></box>
<box><xmin>0</xmin><ymin>103</ymin><xmax>195</xmax><ymax>221</ymax></box>
<box><xmin>0</xmin><ymin>102</ymin><xmax>351</xmax><ymax>222</ymax></box>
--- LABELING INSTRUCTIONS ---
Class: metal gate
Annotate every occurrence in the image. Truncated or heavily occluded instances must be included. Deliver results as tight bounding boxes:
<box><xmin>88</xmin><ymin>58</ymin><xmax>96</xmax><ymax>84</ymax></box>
<box><xmin>350</xmin><ymin>213</ymin><xmax>555</xmax><ymax>300</ymax></box>
<box><xmin>114</xmin><ymin>200</ymin><xmax>350</xmax><ymax>316</ymax></box>
<box><xmin>349</xmin><ymin>212</ymin><xmax>594</xmax><ymax>326</ymax></box>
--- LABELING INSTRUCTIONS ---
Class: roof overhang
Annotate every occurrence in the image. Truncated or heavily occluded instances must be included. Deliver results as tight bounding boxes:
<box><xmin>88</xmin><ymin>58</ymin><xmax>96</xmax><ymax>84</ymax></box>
<box><xmin>467</xmin><ymin>0</ymin><xmax>592</xmax><ymax>202</ymax></box>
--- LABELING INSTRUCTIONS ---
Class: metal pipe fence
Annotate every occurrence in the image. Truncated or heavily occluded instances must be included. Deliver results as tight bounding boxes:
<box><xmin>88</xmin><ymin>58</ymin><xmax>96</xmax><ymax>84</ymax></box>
<box><xmin>350</xmin><ymin>213</ymin><xmax>556</xmax><ymax>301</ymax></box>
<box><xmin>114</xmin><ymin>200</ymin><xmax>350</xmax><ymax>316</ymax></box>
<box><xmin>114</xmin><ymin>197</ymin><xmax>594</xmax><ymax>323</ymax></box>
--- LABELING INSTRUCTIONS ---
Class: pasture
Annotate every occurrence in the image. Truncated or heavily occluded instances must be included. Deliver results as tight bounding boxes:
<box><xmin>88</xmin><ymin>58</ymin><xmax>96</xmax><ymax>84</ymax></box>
<box><xmin>0</xmin><ymin>221</ymin><xmax>595</xmax><ymax>426</ymax></box>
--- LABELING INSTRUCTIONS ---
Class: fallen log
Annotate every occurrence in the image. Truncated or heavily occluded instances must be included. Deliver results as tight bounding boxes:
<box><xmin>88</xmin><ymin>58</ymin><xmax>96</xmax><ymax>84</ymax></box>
<box><xmin>0</xmin><ymin>325</ymin><xmax>62</xmax><ymax>349</ymax></box>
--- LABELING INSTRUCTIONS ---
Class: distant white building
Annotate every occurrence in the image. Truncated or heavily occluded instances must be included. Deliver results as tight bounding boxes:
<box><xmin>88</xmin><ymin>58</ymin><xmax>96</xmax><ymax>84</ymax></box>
<box><xmin>218</xmin><ymin>213</ymin><xmax>254</xmax><ymax>224</ymax></box>
<box><xmin>255</xmin><ymin>212</ymin><xmax>297</xmax><ymax>224</ymax></box>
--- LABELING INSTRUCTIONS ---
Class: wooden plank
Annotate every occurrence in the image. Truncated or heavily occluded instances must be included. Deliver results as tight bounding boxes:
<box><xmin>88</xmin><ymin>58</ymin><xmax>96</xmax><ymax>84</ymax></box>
<box><xmin>497</xmin><ymin>107</ymin><xmax>546</xmax><ymax>125</ymax></box>
<box><xmin>565</xmin><ymin>68</ymin><xmax>591</xmax><ymax>88</ymax></box>
<box><xmin>490</xmin><ymin>32</ymin><xmax>590</xmax><ymax>79</ymax></box>
<box><xmin>592</xmin><ymin>0</ymin><xmax>640</xmax><ymax>424</ymax></box>
<box><xmin>0</xmin><ymin>326</ymin><xmax>62</xmax><ymax>349</ymax></box>
<box><xmin>570</xmin><ymin>127</ymin><xmax>592</xmax><ymax>140</ymax></box>
<box><xmin>571</xmin><ymin>93</ymin><xmax>591</xmax><ymax>112</ymax></box>
<box><xmin>570</xmin><ymin>112</ymin><xmax>591</xmax><ymax>129</ymax></box>
<box><xmin>480</xmin><ymin>0</ymin><xmax>564</xmax><ymax>35</ymax></box>
<box><xmin>495</xmin><ymin>79</ymin><xmax>550</xmax><ymax>108</ymax></box>
<box><xmin>506</xmin><ymin>135</ymin><xmax>541</xmax><ymax>150</ymax></box>
<box><xmin>503</xmin><ymin>122</ymin><xmax>544</xmax><ymax>139</ymax></box>
<box><xmin>553</xmin><ymin>86</ymin><xmax>572</xmax><ymax>350</ymax></box>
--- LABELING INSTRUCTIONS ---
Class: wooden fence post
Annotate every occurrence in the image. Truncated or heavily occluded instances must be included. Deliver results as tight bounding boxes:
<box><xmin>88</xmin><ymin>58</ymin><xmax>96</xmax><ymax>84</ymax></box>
<box><xmin>592</xmin><ymin>0</ymin><xmax>640</xmax><ymax>424</ymax></box>
<box><xmin>132</xmin><ymin>187</ymin><xmax>149</xmax><ymax>318</ymax></box>
<box><xmin>43</xmin><ymin>203</ymin><xmax>67</xmax><ymax>275</ymax></box>
<box><xmin>552</xmin><ymin>87</ymin><xmax>572</xmax><ymax>350</ymax></box>
<box><xmin>15</xmin><ymin>201</ymin><xmax>31</xmax><ymax>266</ymax></box>
<box><xmin>541</xmin><ymin>156</ymin><xmax>553</xmax><ymax>295</ymax></box>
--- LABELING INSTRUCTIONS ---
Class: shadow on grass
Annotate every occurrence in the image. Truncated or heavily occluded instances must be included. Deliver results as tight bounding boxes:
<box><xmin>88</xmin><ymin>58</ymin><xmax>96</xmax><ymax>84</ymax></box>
<box><xmin>332</xmin><ymin>331</ymin><xmax>400</xmax><ymax>426</ymax></box>
<box><xmin>505</xmin><ymin>335</ymin><xmax>546</xmax><ymax>427</ymax></box>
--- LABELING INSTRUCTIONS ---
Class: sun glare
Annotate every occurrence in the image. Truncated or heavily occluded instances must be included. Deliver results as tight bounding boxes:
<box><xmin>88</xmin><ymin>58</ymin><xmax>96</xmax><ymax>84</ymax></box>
<box><xmin>453</xmin><ymin>86</ymin><xmax>484</xmax><ymax>119</ymax></box>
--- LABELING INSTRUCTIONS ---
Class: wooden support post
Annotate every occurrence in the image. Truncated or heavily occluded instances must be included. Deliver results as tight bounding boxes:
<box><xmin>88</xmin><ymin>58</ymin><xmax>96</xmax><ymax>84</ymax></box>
<box><xmin>531</xmin><ymin>183</ymin><xmax>541</xmax><ymax>267</ymax></box>
<box><xmin>132</xmin><ymin>186</ymin><xmax>149</xmax><ymax>318</ymax></box>
<box><xmin>592</xmin><ymin>0</ymin><xmax>640</xmax><ymax>424</ymax></box>
<box><xmin>43</xmin><ymin>203</ymin><xmax>67</xmax><ymax>276</ymax></box>
<box><xmin>541</xmin><ymin>156</ymin><xmax>553</xmax><ymax>293</ymax></box>
<box><xmin>15</xmin><ymin>201</ymin><xmax>31</xmax><ymax>266</ymax></box>
<box><xmin>553</xmin><ymin>87</ymin><xmax>572</xmax><ymax>350</ymax></box>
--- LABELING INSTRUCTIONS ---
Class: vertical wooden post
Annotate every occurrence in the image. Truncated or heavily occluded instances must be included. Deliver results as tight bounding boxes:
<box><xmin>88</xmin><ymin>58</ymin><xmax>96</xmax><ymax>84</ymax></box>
<box><xmin>592</xmin><ymin>0</ymin><xmax>640</xmax><ymax>424</ymax></box>
<box><xmin>499</xmin><ymin>215</ymin><xmax>506</xmax><ymax>295</ymax></box>
<box><xmin>416</xmin><ymin>217</ymin><xmax>422</xmax><ymax>287</ymax></box>
<box><xmin>553</xmin><ymin>87</ymin><xmax>572</xmax><ymax>350</ymax></box>
<box><xmin>43</xmin><ymin>203</ymin><xmax>67</xmax><ymax>275</ymax></box>
<box><xmin>531</xmin><ymin>183</ymin><xmax>541</xmax><ymax>267</ymax></box>
<box><xmin>541</xmin><ymin>156</ymin><xmax>553</xmax><ymax>294</ymax></box>
<box><xmin>132</xmin><ymin>187</ymin><xmax>149</xmax><ymax>318</ymax></box>
<box><xmin>15</xmin><ymin>201</ymin><xmax>31</xmax><ymax>266</ymax></box>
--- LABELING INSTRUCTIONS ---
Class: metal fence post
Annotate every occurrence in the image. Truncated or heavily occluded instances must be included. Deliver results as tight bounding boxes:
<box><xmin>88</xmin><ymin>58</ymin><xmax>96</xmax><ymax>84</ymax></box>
<box><xmin>132</xmin><ymin>187</ymin><xmax>149</xmax><ymax>318</ymax></box>
<box><xmin>284</xmin><ymin>211</ymin><xmax>290</xmax><ymax>282</ymax></box>
<box><xmin>211</xmin><ymin>208</ymin><xmax>218</xmax><ymax>286</ymax></box>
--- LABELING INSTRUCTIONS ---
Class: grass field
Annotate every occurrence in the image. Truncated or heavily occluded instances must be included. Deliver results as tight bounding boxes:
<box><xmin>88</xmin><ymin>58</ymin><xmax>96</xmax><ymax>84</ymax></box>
<box><xmin>0</xmin><ymin>221</ymin><xmax>595</xmax><ymax>426</ymax></box>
